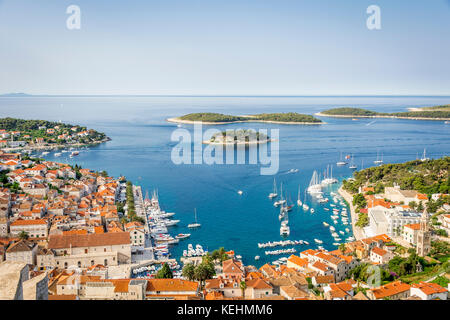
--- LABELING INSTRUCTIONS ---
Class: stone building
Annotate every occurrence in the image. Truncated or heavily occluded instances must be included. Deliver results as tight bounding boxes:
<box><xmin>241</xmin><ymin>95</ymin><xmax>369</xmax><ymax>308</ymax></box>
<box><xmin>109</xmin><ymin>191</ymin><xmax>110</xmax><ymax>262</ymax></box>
<box><xmin>416</xmin><ymin>209</ymin><xmax>431</xmax><ymax>257</ymax></box>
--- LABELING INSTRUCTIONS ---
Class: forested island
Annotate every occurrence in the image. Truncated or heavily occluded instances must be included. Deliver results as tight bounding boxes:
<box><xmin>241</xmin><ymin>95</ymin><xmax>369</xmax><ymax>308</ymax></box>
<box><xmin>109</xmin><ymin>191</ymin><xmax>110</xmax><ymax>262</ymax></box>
<box><xmin>168</xmin><ymin>112</ymin><xmax>323</xmax><ymax>124</ymax></box>
<box><xmin>316</xmin><ymin>105</ymin><xmax>450</xmax><ymax>121</ymax></box>
<box><xmin>205</xmin><ymin>129</ymin><xmax>271</xmax><ymax>145</ymax></box>
<box><xmin>0</xmin><ymin>117</ymin><xmax>109</xmax><ymax>150</ymax></box>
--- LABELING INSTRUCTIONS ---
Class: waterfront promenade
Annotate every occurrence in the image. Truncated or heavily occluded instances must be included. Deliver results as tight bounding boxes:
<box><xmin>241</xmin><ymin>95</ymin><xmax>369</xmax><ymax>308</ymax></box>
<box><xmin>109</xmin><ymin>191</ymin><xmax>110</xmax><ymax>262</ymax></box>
<box><xmin>131</xmin><ymin>185</ymin><xmax>154</xmax><ymax>262</ymax></box>
<box><xmin>338</xmin><ymin>186</ymin><xmax>365</xmax><ymax>241</ymax></box>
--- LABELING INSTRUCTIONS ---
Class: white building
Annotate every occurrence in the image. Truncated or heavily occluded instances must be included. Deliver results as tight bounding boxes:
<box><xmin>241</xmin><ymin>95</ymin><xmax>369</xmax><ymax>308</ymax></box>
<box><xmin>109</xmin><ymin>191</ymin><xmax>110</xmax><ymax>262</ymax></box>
<box><xmin>10</xmin><ymin>219</ymin><xmax>48</xmax><ymax>238</ymax></box>
<box><xmin>410</xmin><ymin>282</ymin><xmax>448</xmax><ymax>300</ymax></box>
<box><xmin>369</xmin><ymin>206</ymin><xmax>422</xmax><ymax>237</ymax></box>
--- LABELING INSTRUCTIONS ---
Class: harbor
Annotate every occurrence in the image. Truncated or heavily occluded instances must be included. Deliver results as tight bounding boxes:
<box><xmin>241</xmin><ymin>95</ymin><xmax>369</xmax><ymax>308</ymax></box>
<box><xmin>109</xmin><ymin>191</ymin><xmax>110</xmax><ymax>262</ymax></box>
<box><xmin>3</xmin><ymin>95</ymin><xmax>449</xmax><ymax>268</ymax></box>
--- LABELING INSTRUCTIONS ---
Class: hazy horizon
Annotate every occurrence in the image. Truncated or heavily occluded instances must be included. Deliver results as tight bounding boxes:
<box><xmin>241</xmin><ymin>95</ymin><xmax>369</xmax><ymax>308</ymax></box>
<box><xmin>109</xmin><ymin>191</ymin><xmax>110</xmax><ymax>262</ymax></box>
<box><xmin>1</xmin><ymin>0</ymin><xmax>450</xmax><ymax>95</ymax></box>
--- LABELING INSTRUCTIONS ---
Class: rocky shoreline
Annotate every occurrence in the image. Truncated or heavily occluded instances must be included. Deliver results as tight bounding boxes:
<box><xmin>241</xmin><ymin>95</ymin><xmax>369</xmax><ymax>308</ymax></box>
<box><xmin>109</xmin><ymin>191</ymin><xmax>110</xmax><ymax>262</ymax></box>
<box><xmin>2</xmin><ymin>137</ymin><xmax>111</xmax><ymax>153</ymax></box>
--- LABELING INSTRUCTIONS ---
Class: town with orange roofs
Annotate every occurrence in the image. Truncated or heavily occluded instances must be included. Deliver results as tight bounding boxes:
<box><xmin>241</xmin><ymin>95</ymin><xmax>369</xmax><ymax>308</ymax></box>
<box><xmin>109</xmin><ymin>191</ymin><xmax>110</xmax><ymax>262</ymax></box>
<box><xmin>0</xmin><ymin>124</ymin><xmax>449</xmax><ymax>301</ymax></box>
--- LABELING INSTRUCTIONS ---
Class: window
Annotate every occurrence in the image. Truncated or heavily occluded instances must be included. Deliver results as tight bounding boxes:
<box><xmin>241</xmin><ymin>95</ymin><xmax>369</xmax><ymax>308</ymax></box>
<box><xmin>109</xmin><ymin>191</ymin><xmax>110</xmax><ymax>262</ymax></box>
<box><xmin>104</xmin><ymin>259</ymin><xmax>108</xmax><ymax>266</ymax></box>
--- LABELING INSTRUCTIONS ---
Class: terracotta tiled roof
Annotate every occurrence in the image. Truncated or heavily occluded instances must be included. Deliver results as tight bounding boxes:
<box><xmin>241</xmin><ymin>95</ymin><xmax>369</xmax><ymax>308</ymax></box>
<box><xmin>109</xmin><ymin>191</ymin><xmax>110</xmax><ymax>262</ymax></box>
<box><xmin>411</xmin><ymin>282</ymin><xmax>447</xmax><ymax>295</ymax></box>
<box><xmin>370</xmin><ymin>281</ymin><xmax>411</xmax><ymax>299</ymax></box>
<box><xmin>10</xmin><ymin>219</ymin><xmax>47</xmax><ymax>226</ymax></box>
<box><xmin>287</xmin><ymin>255</ymin><xmax>308</xmax><ymax>267</ymax></box>
<box><xmin>404</xmin><ymin>223</ymin><xmax>421</xmax><ymax>231</ymax></box>
<box><xmin>48</xmin><ymin>232</ymin><xmax>130</xmax><ymax>249</ymax></box>
<box><xmin>146</xmin><ymin>279</ymin><xmax>198</xmax><ymax>292</ymax></box>
<box><xmin>371</xmin><ymin>247</ymin><xmax>388</xmax><ymax>256</ymax></box>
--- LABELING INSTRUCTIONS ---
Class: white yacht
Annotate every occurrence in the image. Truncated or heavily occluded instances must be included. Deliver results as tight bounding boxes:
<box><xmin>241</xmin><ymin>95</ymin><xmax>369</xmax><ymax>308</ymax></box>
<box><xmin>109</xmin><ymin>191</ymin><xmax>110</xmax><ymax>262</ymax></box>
<box><xmin>268</xmin><ymin>178</ymin><xmax>278</xmax><ymax>199</ymax></box>
<box><xmin>349</xmin><ymin>154</ymin><xmax>357</xmax><ymax>169</ymax></box>
<box><xmin>314</xmin><ymin>238</ymin><xmax>323</xmax><ymax>244</ymax></box>
<box><xmin>175</xmin><ymin>233</ymin><xmax>191</xmax><ymax>239</ymax></box>
<box><xmin>321</xmin><ymin>165</ymin><xmax>338</xmax><ymax>185</ymax></box>
<box><xmin>307</xmin><ymin>171</ymin><xmax>323</xmax><ymax>194</ymax></box>
<box><xmin>187</xmin><ymin>209</ymin><xmax>201</xmax><ymax>228</ymax></box>
<box><xmin>374</xmin><ymin>150</ymin><xmax>384</xmax><ymax>164</ymax></box>
<box><xmin>322</xmin><ymin>222</ymin><xmax>330</xmax><ymax>227</ymax></box>
<box><xmin>297</xmin><ymin>185</ymin><xmax>302</xmax><ymax>206</ymax></box>
<box><xmin>336</xmin><ymin>152</ymin><xmax>348</xmax><ymax>166</ymax></box>
<box><xmin>420</xmin><ymin>148</ymin><xmax>430</xmax><ymax>162</ymax></box>
<box><xmin>280</xmin><ymin>220</ymin><xmax>290</xmax><ymax>236</ymax></box>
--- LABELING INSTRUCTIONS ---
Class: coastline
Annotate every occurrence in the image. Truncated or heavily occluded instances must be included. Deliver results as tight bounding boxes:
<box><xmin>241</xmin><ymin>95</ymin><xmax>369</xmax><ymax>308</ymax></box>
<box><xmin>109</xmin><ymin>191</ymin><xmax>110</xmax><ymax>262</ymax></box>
<box><xmin>315</xmin><ymin>112</ymin><xmax>450</xmax><ymax>121</ymax></box>
<box><xmin>338</xmin><ymin>186</ymin><xmax>364</xmax><ymax>241</ymax></box>
<box><xmin>167</xmin><ymin>117</ymin><xmax>324</xmax><ymax>125</ymax></box>
<box><xmin>2</xmin><ymin>137</ymin><xmax>111</xmax><ymax>153</ymax></box>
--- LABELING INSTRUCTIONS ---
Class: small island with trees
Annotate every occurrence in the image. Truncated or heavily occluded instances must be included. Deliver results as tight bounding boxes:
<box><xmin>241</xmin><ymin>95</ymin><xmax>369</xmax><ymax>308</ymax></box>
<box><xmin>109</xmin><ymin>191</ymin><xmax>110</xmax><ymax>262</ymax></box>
<box><xmin>0</xmin><ymin>117</ymin><xmax>110</xmax><ymax>151</ymax></box>
<box><xmin>204</xmin><ymin>129</ymin><xmax>271</xmax><ymax>145</ymax></box>
<box><xmin>168</xmin><ymin>112</ymin><xmax>323</xmax><ymax>125</ymax></box>
<box><xmin>316</xmin><ymin>105</ymin><xmax>450</xmax><ymax>121</ymax></box>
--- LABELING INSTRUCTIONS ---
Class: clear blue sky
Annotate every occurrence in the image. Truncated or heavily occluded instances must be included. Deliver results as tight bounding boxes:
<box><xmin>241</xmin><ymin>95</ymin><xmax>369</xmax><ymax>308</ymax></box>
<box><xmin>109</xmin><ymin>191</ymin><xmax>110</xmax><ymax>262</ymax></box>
<box><xmin>0</xmin><ymin>0</ymin><xmax>449</xmax><ymax>95</ymax></box>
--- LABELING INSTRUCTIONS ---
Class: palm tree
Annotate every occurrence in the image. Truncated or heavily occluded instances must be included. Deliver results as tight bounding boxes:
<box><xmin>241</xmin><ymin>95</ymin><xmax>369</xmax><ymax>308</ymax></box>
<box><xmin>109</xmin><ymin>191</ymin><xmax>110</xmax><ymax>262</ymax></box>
<box><xmin>182</xmin><ymin>263</ymin><xmax>196</xmax><ymax>281</ymax></box>
<box><xmin>240</xmin><ymin>280</ymin><xmax>247</xmax><ymax>299</ymax></box>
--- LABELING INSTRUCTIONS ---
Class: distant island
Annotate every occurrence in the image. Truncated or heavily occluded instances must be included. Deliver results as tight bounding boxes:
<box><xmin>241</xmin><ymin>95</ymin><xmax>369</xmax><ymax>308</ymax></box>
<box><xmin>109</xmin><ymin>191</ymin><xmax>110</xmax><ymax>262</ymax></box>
<box><xmin>168</xmin><ymin>112</ymin><xmax>323</xmax><ymax>125</ymax></box>
<box><xmin>0</xmin><ymin>92</ymin><xmax>32</xmax><ymax>97</ymax></box>
<box><xmin>316</xmin><ymin>105</ymin><xmax>450</xmax><ymax>121</ymax></box>
<box><xmin>0</xmin><ymin>117</ymin><xmax>110</xmax><ymax>151</ymax></box>
<box><xmin>204</xmin><ymin>129</ymin><xmax>271</xmax><ymax>145</ymax></box>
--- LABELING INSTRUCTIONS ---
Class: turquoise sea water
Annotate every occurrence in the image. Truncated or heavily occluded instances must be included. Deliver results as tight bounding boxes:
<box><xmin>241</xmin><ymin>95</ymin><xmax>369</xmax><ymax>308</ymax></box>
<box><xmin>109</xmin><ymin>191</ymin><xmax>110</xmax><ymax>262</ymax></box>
<box><xmin>1</xmin><ymin>96</ymin><xmax>450</xmax><ymax>266</ymax></box>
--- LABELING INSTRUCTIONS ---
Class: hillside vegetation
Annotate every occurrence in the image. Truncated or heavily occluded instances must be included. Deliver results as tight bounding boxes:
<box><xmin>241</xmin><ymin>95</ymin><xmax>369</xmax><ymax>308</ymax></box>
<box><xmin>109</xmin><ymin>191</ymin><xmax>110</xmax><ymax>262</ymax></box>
<box><xmin>320</xmin><ymin>107</ymin><xmax>450</xmax><ymax>119</ymax></box>
<box><xmin>178</xmin><ymin>112</ymin><xmax>322</xmax><ymax>123</ymax></box>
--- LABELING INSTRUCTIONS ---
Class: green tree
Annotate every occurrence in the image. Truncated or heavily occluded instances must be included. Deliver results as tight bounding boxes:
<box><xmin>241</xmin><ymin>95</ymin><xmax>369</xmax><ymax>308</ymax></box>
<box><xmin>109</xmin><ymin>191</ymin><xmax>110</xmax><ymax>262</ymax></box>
<box><xmin>18</xmin><ymin>231</ymin><xmax>29</xmax><ymax>240</ymax></box>
<box><xmin>182</xmin><ymin>263</ymin><xmax>196</xmax><ymax>281</ymax></box>
<box><xmin>156</xmin><ymin>263</ymin><xmax>173</xmax><ymax>279</ymax></box>
<box><xmin>240</xmin><ymin>280</ymin><xmax>247</xmax><ymax>299</ymax></box>
<box><xmin>194</xmin><ymin>262</ymin><xmax>215</xmax><ymax>289</ymax></box>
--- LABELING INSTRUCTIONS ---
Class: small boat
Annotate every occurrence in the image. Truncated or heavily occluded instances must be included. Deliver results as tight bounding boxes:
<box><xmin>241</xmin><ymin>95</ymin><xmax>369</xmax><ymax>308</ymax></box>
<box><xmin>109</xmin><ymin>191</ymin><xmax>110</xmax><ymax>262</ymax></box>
<box><xmin>187</xmin><ymin>209</ymin><xmax>201</xmax><ymax>228</ymax></box>
<box><xmin>374</xmin><ymin>150</ymin><xmax>383</xmax><ymax>164</ymax></box>
<box><xmin>54</xmin><ymin>152</ymin><xmax>62</xmax><ymax>157</ymax></box>
<box><xmin>175</xmin><ymin>233</ymin><xmax>191</xmax><ymax>239</ymax></box>
<box><xmin>268</xmin><ymin>178</ymin><xmax>278</xmax><ymax>199</ymax></box>
<box><xmin>280</xmin><ymin>218</ymin><xmax>290</xmax><ymax>236</ymax></box>
<box><xmin>323</xmin><ymin>222</ymin><xmax>329</xmax><ymax>227</ymax></box>
<box><xmin>237</xmin><ymin>190</ymin><xmax>243</xmax><ymax>195</ymax></box>
<box><xmin>255</xmin><ymin>256</ymin><xmax>260</xmax><ymax>260</ymax></box>
<box><xmin>336</xmin><ymin>152</ymin><xmax>347</xmax><ymax>166</ymax></box>
<box><xmin>297</xmin><ymin>185</ymin><xmax>302</xmax><ymax>206</ymax></box>
<box><xmin>310</xmin><ymin>208</ymin><xmax>315</xmax><ymax>213</ymax></box>
<box><xmin>324</xmin><ymin>208</ymin><xmax>330</xmax><ymax>211</ymax></box>
<box><xmin>314</xmin><ymin>238</ymin><xmax>323</xmax><ymax>244</ymax></box>
<box><xmin>349</xmin><ymin>154</ymin><xmax>357</xmax><ymax>169</ymax></box>
<box><xmin>420</xmin><ymin>148</ymin><xmax>430</xmax><ymax>162</ymax></box>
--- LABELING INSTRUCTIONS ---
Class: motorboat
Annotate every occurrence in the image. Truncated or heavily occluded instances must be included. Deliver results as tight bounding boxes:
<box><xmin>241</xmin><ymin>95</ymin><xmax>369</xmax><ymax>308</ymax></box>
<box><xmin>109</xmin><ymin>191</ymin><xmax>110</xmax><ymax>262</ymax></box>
<box><xmin>175</xmin><ymin>233</ymin><xmax>191</xmax><ymax>239</ymax></box>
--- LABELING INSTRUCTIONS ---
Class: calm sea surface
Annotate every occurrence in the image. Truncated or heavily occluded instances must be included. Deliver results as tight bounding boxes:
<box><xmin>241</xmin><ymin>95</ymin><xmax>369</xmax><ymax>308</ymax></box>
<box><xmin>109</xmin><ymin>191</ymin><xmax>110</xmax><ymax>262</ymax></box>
<box><xmin>1</xmin><ymin>96</ymin><xmax>450</xmax><ymax>266</ymax></box>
